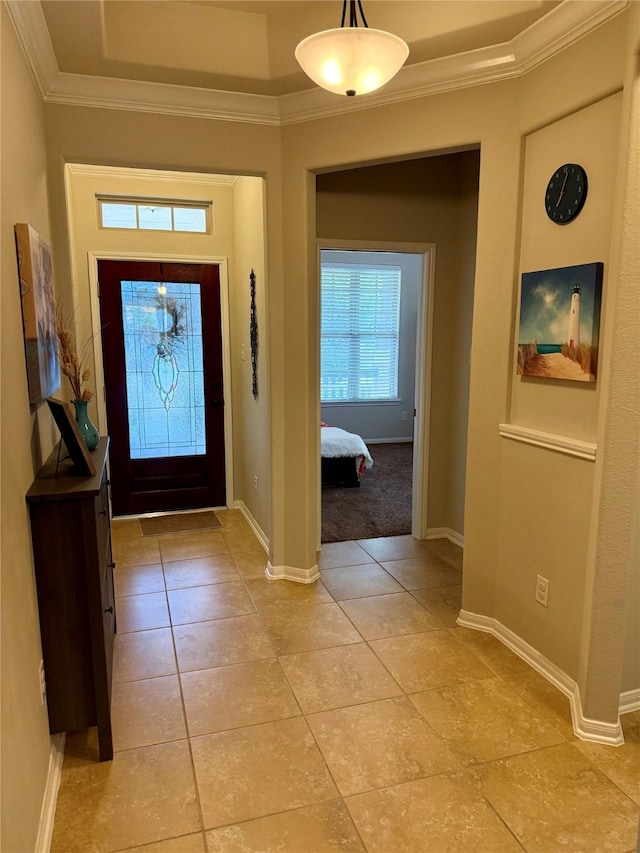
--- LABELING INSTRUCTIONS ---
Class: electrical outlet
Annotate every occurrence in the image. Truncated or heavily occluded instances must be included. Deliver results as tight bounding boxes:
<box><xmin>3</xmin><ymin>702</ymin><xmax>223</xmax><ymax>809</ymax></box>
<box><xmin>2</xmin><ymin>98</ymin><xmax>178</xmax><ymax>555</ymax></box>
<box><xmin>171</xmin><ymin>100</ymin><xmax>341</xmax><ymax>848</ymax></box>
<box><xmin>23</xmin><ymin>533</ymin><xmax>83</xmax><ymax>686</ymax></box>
<box><xmin>401</xmin><ymin>411</ymin><xmax>408</xmax><ymax>421</ymax></box>
<box><xmin>254</xmin><ymin>475</ymin><xmax>258</xmax><ymax>494</ymax></box>
<box><xmin>536</xmin><ymin>575</ymin><xmax>549</xmax><ymax>607</ymax></box>
<box><xmin>38</xmin><ymin>660</ymin><xmax>46</xmax><ymax>705</ymax></box>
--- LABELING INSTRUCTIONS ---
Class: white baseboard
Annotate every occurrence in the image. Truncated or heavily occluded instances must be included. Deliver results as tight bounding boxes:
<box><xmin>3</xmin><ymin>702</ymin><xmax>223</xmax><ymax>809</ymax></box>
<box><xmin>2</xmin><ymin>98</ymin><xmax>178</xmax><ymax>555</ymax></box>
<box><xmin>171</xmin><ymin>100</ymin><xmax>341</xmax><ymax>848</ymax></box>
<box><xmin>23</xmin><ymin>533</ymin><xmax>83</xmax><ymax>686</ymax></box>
<box><xmin>266</xmin><ymin>562</ymin><xmax>321</xmax><ymax>584</ymax></box>
<box><xmin>620</xmin><ymin>688</ymin><xmax>640</xmax><ymax>715</ymax></box>
<box><xmin>233</xmin><ymin>500</ymin><xmax>269</xmax><ymax>553</ymax></box>
<box><xmin>426</xmin><ymin>527</ymin><xmax>464</xmax><ymax>548</ymax></box>
<box><xmin>35</xmin><ymin>733</ymin><xmax>65</xmax><ymax>853</ymax></box>
<box><xmin>234</xmin><ymin>501</ymin><xmax>319</xmax><ymax>583</ymax></box>
<box><xmin>457</xmin><ymin>610</ymin><xmax>625</xmax><ymax>746</ymax></box>
<box><xmin>366</xmin><ymin>437</ymin><xmax>414</xmax><ymax>444</ymax></box>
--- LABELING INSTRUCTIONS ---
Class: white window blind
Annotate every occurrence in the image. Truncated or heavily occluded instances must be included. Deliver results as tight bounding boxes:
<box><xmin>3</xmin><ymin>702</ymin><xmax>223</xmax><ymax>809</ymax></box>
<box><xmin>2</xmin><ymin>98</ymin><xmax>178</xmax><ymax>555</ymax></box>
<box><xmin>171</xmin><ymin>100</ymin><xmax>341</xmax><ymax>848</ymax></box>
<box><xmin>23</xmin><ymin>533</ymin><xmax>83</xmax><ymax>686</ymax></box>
<box><xmin>321</xmin><ymin>262</ymin><xmax>401</xmax><ymax>402</ymax></box>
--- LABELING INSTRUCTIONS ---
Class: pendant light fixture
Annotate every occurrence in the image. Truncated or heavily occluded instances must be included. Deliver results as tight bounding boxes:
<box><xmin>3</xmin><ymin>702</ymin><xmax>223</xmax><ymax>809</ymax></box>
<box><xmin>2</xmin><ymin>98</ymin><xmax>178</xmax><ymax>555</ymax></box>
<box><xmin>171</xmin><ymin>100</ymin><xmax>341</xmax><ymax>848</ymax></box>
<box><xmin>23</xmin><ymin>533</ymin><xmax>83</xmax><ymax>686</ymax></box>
<box><xmin>295</xmin><ymin>0</ymin><xmax>409</xmax><ymax>97</ymax></box>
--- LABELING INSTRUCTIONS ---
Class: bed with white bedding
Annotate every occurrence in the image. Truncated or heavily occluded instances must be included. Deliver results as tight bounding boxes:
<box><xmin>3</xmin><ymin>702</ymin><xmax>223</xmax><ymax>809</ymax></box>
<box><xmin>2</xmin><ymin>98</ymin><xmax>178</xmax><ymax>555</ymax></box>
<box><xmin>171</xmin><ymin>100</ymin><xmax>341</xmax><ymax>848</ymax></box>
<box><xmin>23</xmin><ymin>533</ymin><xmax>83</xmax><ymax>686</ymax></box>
<box><xmin>321</xmin><ymin>425</ymin><xmax>374</xmax><ymax>487</ymax></box>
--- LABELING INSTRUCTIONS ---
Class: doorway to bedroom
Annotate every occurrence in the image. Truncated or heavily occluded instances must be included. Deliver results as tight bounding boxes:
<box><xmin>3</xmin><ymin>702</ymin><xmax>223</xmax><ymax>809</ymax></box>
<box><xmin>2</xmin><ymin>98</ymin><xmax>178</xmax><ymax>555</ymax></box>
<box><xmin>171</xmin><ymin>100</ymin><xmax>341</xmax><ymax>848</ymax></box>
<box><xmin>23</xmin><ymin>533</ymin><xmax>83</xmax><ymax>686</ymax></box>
<box><xmin>316</xmin><ymin>150</ymin><xmax>479</xmax><ymax>551</ymax></box>
<box><xmin>319</xmin><ymin>247</ymin><xmax>428</xmax><ymax>544</ymax></box>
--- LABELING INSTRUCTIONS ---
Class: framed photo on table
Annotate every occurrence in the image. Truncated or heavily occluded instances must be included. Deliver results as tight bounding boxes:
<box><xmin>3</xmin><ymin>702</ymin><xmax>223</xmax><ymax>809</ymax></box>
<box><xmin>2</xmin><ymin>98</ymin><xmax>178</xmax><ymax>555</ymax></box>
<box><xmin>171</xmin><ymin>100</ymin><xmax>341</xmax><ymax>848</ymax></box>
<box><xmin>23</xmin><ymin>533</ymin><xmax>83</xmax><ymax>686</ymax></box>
<box><xmin>47</xmin><ymin>398</ymin><xmax>96</xmax><ymax>476</ymax></box>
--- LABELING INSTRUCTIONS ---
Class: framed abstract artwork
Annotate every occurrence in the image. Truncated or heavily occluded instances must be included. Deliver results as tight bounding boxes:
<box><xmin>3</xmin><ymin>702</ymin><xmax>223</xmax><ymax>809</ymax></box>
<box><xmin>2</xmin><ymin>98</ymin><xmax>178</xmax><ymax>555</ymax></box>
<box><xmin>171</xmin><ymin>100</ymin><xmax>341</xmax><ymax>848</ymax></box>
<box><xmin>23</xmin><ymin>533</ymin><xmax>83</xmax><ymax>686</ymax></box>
<box><xmin>517</xmin><ymin>262</ymin><xmax>603</xmax><ymax>383</ymax></box>
<box><xmin>15</xmin><ymin>224</ymin><xmax>61</xmax><ymax>405</ymax></box>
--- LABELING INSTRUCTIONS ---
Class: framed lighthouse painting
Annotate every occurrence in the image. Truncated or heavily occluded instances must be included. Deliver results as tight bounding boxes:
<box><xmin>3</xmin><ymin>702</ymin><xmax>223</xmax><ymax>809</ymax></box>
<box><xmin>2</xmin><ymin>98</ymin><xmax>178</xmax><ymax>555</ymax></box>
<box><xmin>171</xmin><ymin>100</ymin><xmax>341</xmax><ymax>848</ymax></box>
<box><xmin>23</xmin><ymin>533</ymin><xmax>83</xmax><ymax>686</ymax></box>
<box><xmin>517</xmin><ymin>262</ymin><xmax>603</xmax><ymax>382</ymax></box>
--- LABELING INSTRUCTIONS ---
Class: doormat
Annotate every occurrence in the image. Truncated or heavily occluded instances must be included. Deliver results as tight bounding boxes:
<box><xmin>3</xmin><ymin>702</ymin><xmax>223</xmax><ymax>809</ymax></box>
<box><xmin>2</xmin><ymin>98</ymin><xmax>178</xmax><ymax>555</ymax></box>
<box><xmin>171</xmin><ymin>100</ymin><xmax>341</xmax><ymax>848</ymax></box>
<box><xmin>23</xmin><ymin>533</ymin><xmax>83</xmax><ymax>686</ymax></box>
<box><xmin>140</xmin><ymin>511</ymin><xmax>222</xmax><ymax>537</ymax></box>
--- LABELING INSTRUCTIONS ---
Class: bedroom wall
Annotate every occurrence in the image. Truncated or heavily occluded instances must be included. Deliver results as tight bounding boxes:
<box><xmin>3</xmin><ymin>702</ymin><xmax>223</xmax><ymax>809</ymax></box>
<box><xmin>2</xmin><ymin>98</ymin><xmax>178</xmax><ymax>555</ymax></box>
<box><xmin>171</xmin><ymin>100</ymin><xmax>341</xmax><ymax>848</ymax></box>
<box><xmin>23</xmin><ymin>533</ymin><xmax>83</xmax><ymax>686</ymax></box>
<box><xmin>320</xmin><ymin>250</ymin><xmax>421</xmax><ymax>444</ymax></box>
<box><xmin>316</xmin><ymin>152</ymin><xmax>478</xmax><ymax>537</ymax></box>
<box><xmin>1</xmin><ymin>6</ymin><xmax>59</xmax><ymax>850</ymax></box>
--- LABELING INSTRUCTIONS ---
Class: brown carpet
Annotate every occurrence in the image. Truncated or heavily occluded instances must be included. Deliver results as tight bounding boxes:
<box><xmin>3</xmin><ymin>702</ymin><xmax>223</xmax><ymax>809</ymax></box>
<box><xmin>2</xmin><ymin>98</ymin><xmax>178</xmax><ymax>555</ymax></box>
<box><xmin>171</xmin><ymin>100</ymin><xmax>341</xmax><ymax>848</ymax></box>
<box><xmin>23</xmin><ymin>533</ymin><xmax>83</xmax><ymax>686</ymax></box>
<box><xmin>140</xmin><ymin>511</ymin><xmax>221</xmax><ymax>536</ymax></box>
<box><xmin>321</xmin><ymin>442</ymin><xmax>413</xmax><ymax>543</ymax></box>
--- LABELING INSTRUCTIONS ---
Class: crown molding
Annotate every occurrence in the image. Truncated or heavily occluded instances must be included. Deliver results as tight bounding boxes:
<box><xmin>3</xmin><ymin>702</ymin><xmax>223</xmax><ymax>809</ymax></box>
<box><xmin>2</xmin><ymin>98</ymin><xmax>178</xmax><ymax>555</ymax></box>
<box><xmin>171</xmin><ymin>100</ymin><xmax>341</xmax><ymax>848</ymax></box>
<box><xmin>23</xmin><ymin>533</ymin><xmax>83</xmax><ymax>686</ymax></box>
<box><xmin>5</xmin><ymin>0</ymin><xmax>58</xmax><ymax>96</ymax></box>
<box><xmin>44</xmin><ymin>71</ymin><xmax>281</xmax><ymax>126</ymax></box>
<box><xmin>513</xmin><ymin>0</ymin><xmax>629</xmax><ymax>74</ymax></box>
<box><xmin>5</xmin><ymin>0</ymin><xmax>628</xmax><ymax>127</ymax></box>
<box><xmin>66</xmin><ymin>163</ymin><xmax>239</xmax><ymax>186</ymax></box>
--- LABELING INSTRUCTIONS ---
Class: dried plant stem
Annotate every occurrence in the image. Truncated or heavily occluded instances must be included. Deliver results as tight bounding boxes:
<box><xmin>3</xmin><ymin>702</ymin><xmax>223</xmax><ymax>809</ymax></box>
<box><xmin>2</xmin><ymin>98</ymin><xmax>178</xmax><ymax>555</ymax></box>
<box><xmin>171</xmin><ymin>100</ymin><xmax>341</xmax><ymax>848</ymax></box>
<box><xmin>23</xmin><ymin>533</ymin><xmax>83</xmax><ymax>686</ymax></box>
<box><xmin>54</xmin><ymin>304</ymin><xmax>94</xmax><ymax>402</ymax></box>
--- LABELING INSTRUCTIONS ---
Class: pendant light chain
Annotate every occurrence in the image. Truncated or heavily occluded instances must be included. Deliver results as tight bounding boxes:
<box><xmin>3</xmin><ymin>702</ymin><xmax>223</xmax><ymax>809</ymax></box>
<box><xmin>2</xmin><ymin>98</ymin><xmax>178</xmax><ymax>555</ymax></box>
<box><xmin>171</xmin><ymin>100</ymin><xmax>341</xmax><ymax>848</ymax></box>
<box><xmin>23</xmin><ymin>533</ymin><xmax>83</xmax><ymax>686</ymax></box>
<box><xmin>340</xmin><ymin>0</ymin><xmax>369</xmax><ymax>29</ymax></box>
<box><xmin>356</xmin><ymin>0</ymin><xmax>369</xmax><ymax>28</ymax></box>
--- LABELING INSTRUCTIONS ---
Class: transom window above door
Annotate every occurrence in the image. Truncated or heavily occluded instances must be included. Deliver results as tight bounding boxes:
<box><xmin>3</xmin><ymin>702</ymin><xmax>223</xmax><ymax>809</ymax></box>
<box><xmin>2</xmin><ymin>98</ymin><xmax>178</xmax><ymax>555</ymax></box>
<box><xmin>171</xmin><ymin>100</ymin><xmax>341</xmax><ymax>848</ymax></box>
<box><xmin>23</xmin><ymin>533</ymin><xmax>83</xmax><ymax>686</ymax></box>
<box><xmin>98</xmin><ymin>197</ymin><xmax>211</xmax><ymax>234</ymax></box>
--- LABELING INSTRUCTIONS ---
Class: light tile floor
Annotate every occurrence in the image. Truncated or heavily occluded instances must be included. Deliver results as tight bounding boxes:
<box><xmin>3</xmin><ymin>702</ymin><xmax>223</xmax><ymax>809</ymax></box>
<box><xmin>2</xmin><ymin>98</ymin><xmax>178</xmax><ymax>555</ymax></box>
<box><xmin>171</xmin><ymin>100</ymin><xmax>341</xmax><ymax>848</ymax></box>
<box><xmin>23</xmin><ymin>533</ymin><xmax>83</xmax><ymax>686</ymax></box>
<box><xmin>51</xmin><ymin>512</ymin><xmax>640</xmax><ymax>852</ymax></box>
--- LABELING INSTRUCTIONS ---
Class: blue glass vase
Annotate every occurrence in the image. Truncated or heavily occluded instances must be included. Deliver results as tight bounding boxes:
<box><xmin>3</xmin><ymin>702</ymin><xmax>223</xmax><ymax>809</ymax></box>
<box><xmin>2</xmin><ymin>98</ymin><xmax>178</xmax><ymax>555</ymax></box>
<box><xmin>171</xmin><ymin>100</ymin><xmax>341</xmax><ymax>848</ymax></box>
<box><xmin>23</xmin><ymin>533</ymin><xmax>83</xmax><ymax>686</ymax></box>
<box><xmin>72</xmin><ymin>399</ymin><xmax>99</xmax><ymax>451</ymax></box>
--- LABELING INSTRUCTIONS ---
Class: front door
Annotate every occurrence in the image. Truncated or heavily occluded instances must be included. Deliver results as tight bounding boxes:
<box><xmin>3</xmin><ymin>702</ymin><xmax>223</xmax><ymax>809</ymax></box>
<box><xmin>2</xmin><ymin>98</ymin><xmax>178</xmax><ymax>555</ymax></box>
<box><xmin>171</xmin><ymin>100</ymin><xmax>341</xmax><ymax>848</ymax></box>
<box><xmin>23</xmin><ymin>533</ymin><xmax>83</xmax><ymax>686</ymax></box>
<box><xmin>98</xmin><ymin>260</ymin><xmax>225</xmax><ymax>516</ymax></box>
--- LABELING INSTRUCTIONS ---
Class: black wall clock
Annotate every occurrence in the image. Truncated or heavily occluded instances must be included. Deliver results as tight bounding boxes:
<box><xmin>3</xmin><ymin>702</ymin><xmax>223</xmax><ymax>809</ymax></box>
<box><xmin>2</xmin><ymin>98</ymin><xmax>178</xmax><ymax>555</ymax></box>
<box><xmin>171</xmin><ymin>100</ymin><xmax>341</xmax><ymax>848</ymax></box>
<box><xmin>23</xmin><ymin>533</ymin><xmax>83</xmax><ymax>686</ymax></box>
<box><xmin>545</xmin><ymin>163</ymin><xmax>588</xmax><ymax>224</ymax></box>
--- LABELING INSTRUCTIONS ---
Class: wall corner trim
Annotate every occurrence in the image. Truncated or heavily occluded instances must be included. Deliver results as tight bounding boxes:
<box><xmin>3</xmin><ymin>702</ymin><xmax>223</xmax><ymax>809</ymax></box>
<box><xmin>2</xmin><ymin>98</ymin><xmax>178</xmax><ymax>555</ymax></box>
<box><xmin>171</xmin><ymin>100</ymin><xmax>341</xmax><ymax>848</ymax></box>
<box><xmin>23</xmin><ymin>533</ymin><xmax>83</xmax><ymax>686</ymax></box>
<box><xmin>499</xmin><ymin>423</ymin><xmax>597</xmax><ymax>460</ymax></box>
<box><xmin>35</xmin><ymin>733</ymin><xmax>65</xmax><ymax>853</ymax></box>
<box><xmin>266</xmin><ymin>563</ymin><xmax>321</xmax><ymax>584</ymax></box>
<box><xmin>426</xmin><ymin>527</ymin><xmax>464</xmax><ymax>548</ymax></box>
<box><xmin>234</xmin><ymin>500</ymin><xmax>269</xmax><ymax>554</ymax></box>
<box><xmin>619</xmin><ymin>688</ymin><xmax>640</xmax><ymax>715</ymax></box>
<box><xmin>457</xmin><ymin>610</ymin><xmax>624</xmax><ymax>745</ymax></box>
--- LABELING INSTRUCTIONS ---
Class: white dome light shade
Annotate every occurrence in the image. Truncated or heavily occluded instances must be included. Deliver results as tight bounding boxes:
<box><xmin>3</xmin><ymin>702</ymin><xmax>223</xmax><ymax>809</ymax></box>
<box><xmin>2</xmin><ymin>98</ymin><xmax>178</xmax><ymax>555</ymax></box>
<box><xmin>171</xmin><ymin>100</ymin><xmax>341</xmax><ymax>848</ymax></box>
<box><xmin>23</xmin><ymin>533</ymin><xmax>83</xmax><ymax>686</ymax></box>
<box><xmin>295</xmin><ymin>27</ymin><xmax>409</xmax><ymax>97</ymax></box>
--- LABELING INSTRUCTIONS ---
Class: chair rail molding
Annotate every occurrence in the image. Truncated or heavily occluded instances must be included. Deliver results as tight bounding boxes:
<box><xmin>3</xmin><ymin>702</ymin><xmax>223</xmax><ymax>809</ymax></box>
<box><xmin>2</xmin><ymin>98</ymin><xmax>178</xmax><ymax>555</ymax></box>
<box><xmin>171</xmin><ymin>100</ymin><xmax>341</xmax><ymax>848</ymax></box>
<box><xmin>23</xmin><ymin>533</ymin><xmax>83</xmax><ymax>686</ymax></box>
<box><xmin>499</xmin><ymin>423</ymin><xmax>597</xmax><ymax>461</ymax></box>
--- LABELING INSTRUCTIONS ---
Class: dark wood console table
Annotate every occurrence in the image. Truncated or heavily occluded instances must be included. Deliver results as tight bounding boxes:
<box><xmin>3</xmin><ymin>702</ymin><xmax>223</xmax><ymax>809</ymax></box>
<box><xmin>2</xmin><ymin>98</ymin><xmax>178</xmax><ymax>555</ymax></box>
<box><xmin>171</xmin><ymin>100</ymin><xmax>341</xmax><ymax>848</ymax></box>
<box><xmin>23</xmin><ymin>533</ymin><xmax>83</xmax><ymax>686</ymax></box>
<box><xmin>26</xmin><ymin>437</ymin><xmax>115</xmax><ymax>761</ymax></box>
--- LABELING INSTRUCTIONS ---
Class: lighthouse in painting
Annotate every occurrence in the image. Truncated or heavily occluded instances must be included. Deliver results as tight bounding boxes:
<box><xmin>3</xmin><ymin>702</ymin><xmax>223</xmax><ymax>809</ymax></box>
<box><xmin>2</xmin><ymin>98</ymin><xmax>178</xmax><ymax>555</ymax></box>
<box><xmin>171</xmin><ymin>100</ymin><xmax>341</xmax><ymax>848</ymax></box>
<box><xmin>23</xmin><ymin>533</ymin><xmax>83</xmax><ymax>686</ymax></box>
<box><xmin>568</xmin><ymin>283</ymin><xmax>581</xmax><ymax>349</ymax></box>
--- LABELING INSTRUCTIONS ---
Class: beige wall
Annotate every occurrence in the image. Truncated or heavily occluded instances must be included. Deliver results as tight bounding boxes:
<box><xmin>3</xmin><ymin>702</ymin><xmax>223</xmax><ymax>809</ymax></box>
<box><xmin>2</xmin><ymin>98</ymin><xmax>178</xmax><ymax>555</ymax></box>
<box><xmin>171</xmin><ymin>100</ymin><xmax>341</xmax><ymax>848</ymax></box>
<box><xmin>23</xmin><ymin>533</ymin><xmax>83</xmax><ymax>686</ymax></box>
<box><xmin>496</xmin><ymin>93</ymin><xmax>623</xmax><ymax>678</ymax></box>
<box><xmin>513</xmin><ymin>94</ymin><xmax>622</xmax><ymax>439</ymax></box>
<box><xmin>578</xmin><ymin>18</ymin><xmax>640</xmax><ymax>719</ymax></box>
<box><xmin>316</xmin><ymin>152</ymin><xmax>479</xmax><ymax>537</ymax></box>
<box><xmin>1</xmin><ymin>6</ymin><xmax>59</xmax><ymax>850</ymax></box>
<box><xmin>231</xmin><ymin>176</ymin><xmax>271</xmax><ymax>534</ymax></box>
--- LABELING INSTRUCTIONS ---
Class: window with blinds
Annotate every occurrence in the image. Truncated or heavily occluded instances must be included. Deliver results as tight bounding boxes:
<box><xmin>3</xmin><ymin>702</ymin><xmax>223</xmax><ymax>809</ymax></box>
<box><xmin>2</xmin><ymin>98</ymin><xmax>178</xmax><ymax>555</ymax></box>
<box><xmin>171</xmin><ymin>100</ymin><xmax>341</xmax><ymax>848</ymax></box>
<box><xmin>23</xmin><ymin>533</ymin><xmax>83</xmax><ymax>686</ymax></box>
<box><xmin>321</xmin><ymin>262</ymin><xmax>401</xmax><ymax>402</ymax></box>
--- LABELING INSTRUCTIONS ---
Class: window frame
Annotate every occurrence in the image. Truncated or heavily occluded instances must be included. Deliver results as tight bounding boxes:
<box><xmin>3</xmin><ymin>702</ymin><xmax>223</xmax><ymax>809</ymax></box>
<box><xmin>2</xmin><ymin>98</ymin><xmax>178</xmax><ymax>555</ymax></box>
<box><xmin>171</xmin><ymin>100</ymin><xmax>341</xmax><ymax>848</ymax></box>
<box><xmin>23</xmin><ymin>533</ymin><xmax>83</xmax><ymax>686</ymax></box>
<box><xmin>97</xmin><ymin>196</ymin><xmax>212</xmax><ymax>234</ymax></box>
<box><xmin>320</xmin><ymin>260</ymin><xmax>402</xmax><ymax>405</ymax></box>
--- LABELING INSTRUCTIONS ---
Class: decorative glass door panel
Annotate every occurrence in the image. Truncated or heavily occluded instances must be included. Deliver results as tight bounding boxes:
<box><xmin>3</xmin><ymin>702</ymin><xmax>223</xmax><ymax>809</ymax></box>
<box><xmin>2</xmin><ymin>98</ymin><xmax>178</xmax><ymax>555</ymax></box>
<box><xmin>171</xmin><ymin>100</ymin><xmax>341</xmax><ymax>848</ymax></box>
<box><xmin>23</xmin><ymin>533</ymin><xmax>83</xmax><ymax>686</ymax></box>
<box><xmin>98</xmin><ymin>260</ymin><xmax>225</xmax><ymax>516</ymax></box>
<box><xmin>121</xmin><ymin>281</ymin><xmax>205</xmax><ymax>459</ymax></box>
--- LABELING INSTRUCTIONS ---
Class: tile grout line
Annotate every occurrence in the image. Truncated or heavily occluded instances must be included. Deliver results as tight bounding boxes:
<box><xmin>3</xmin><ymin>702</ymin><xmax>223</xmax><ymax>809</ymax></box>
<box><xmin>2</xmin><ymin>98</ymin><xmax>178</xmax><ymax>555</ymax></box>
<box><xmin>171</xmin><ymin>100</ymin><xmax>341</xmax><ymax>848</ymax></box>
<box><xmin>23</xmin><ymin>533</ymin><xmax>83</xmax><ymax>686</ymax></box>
<box><xmin>94</xmin><ymin>528</ymin><xmax>638</xmax><ymax>850</ymax></box>
<box><xmin>160</xmin><ymin>534</ymin><xmax>211</xmax><ymax>850</ymax></box>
